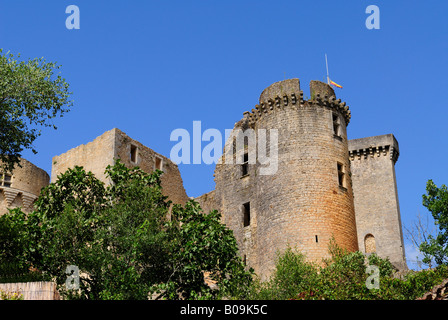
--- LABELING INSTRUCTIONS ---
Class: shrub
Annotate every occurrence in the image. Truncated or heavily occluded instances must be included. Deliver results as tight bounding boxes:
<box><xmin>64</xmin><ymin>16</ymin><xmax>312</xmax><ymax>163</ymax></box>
<box><xmin>244</xmin><ymin>240</ymin><xmax>448</xmax><ymax>300</ymax></box>
<box><xmin>0</xmin><ymin>289</ymin><xmax>24</xmax><ymax>300</ymax></box>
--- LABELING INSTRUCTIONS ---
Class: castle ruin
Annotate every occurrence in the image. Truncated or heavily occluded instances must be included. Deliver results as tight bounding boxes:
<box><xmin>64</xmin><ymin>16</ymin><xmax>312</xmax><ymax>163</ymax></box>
<box><xmin>0</xmin><ymin>78</ymin><xmax>407</xmax><ymax>280</ymax></box>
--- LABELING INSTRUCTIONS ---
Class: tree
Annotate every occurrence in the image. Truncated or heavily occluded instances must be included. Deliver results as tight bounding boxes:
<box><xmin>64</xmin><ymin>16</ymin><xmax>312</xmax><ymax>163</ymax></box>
<box><xmin>16</xmin><ymin>160</ymin><xmax>251</xmax><ymax>300</ymax></box>
<box><xmin>153</xmin><ymin>201</ymin><xmax>253</xmax><ymax>300</ymax></box>
<box><xmin>420</xmin><ymin>180</ymin><xmax>448</xmax><ymax>266</ymax></box>
<box><xmin>0</xmin><ymin>49</ymin><xmax>72</xmax><ymax>173</ymax></box>
<box><xmin>29</xmin><ymin>161</ymin><xmax>171</xmax><ymax>299</ymax></box>
<box><xmin>404</xmin><ymin>210</ymin><xmax>438</xmax><ymax>268</ymax></box>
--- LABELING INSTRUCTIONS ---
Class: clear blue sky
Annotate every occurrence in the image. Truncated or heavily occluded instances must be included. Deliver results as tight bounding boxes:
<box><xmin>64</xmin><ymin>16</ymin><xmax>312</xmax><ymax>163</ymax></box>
<box><xmin>1</xmin><ymin>0</ymin><xmax>447</xmax><ymax>269</ymax></box>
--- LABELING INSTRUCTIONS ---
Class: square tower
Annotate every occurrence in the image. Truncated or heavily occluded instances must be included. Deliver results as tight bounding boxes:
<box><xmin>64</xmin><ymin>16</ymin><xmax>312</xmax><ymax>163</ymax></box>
<box><xmin>349</xmin><ymin>134</ymin><xmax>407</xmax><ymax>270</ymax></box>
<box><xmin>51</xmin><ymin>128</ymin><xmax>189</xmax><ymax>206</ymax></box>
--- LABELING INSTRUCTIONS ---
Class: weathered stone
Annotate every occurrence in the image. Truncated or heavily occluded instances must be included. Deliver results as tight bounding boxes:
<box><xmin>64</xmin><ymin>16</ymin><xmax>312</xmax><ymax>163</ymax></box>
<box><xmin>196</xmin><ymin>79</ymin><xmax>407</xmax><ymax>280</ymax></box>
<box><xmin>0</xmin><ymin>158</ymin><xmax>49</xmax><ymax>215</ymax></box>
<box><xmin>348</xmin><ymin>134</ymin><xmax>407</xmax><ymax>270</ymax></box>
<box><xmin>51</xmin><ymin>128</ymin><xmax>189</xmax><ymax>206</ymax></box>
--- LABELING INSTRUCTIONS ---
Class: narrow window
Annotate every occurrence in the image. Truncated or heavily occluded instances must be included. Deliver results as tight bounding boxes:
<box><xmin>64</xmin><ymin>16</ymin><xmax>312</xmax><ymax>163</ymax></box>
<box><xmin>365</xmin><ymin>234</ymin><xmax>376</xmax><ymax>253</ymax></box>
<box><xmin>1</xmin><ymin>173</ymin><xmax>11</xmax><ymax>188</ymax></box>
<box><xmin>155</xmin><ymin>156</ymin><xmax>163</xmax><ymax>171</ymax></box>
<box><xmin>333</xmin><ymin>112</ymin><xmax>341</xmax><ymax>137</ymax></box>
<box><xmin>130</xmin><ymin>144</ymin><xmax>137</xmax><ymax>163</ymax></box>
<box><xmin>241</xmin><ymin>152</ymin><xmax>249</xmax><ymax>176</ymax></box>
<box><xmin>243</xmin><ymin>255</ymin><xmax>247</xmax><ymax>266</ymax></box>
<box><xmin>243</xmin><ymin>202</ymin><xmax>250</xmax><ymax>227</ymax></box>
<box><xmin>3</xmin><ymin>174</ymin><xmax>11</xmax><ymax>188</ymax></box>
<box><xmin>337</xmin><ymin>162</ymin><xmax>345</xmax><ymax>188</ymax></box>
<box><xmin>315</xmin><ymin>235</ymin><xmax>319</xmax><ymax>243</ymax></box>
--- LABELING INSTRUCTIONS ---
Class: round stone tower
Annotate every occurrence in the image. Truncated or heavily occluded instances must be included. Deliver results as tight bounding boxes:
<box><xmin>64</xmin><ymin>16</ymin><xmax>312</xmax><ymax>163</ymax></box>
<box><xmin>213</xmin><ymin>78</ymin><xmax>359</xmax><ymax>279</ymax></box>
<box><xmin>0</xmin><ymin>158</ymin><xmax>50</xmax><ymax>215</ymax></box>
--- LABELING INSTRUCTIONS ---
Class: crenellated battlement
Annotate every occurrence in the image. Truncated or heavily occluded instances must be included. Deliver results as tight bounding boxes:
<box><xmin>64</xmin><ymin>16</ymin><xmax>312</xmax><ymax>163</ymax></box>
<box><xmin>349</xmin><ymin>145</ymin><xmax>399</xmax><ymax>164</ymax></box>
<box><xmin>242</xmin><ymin>79</ymin><xmax>351</xmax><ymax>127</ymax></box>
<box><xmin>348</xmin><ymin>134</ymin><xmax>400</xmax><ymax>164</ymax></box>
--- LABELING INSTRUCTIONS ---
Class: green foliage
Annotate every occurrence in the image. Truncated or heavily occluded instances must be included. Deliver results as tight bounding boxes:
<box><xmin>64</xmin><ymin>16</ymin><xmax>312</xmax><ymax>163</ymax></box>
<box><xmin>420</xmin><ymin>180</ymin><xmax>448</xmax><ymax>266</ymax></box>
<box><xmin>378</xmin><ymin>265</ymin><xmax>448</xmax><ymax>299</ymax></box>
<box><xmin>0</xmin><ymin>289</ymin><xmax>24</xmax><ymax>300</ymax></box>
<box><xmin>153</xmin><ymin>201</ymin><xmax>253</xmax><ymax>300</ymax></box>
<box><xmin>28</xmin><ymin>160</ymin><xmax>171</xmax><ymax>299</ymax></box>
<box><xmin>0</xmin><ymin>208</ymin><xmax>28</xmax><ymax>266</ymax></box>
<box><xmin>0</xmin><ymin>208</ymin><xmax>49</xmax><ymax>283</ymax></box>
<box><xmin>0</xmin><ymin>49</ymin><xmax>72</xmax><ymax>173</ymax></box>
<box><xmin>248</xmin><ymin>247</ymin><xmax>320</xmax><ymax>300</ymax></box>
<box><xmin>247</xmin><ymin>240</ymin><xmax>448</xmax><ymax>300</ymax></box>
<box><xmin>1</xmin><ymin>159</ymin><xmax>251</xmax><ymax>300</ymax></box>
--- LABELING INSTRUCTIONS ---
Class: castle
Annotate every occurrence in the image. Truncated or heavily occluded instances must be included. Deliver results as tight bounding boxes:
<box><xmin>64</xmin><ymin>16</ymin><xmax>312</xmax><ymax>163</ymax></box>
<box><xmin>0</xmin><ymin>78</ymin><xmax>407</xmax><ymax>280</ymax></box>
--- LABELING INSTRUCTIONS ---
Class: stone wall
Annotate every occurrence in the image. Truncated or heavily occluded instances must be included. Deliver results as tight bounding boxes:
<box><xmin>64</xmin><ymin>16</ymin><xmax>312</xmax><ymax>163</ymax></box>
<box><xmin>195</xmin><ymin>190</ymin><xmax>217</xmax><ymax>214</ymax></box>
<box><xmin>0</xmin><ymin>281</ymin><xmax>60</xmax><ymax>300</ymax></box>
<box><xmin>113</xmin><ymin>128</ymin><xmax>190</xmax><ymax>206</ymax></box>
<box><xmin>51</xmin><ymin>128</ymin><xmax>189</xmax><ymax>206</ymax></box>
<box><xmin>51</xmin><ymin>129</ymin><xmax>117</xmax><ymax>184</ymax></box>
<box><xmin>0</xmin><ymin>158</ymin><xmax>50</xmax><ymax>215</ymax></box>
<box><xmin>210</xmin><ymin>79</ymin><xmax>359</xmax><ymax>279</ymax></box>
<box><xmin>349</xmin><ymin>134</ymin><xmax>407</xmax><ymax>270</ymax></box>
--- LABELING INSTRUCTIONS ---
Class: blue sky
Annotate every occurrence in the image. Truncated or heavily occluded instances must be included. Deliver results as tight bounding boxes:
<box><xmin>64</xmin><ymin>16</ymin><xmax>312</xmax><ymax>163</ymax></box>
<box><xmin>1</xmin><ymin>0</ymin><xmax>447</xmax><ymax>269</ymax></box>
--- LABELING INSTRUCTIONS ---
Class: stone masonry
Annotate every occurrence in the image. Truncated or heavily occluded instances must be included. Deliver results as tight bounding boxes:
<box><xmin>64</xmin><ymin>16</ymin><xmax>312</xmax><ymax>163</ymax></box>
<box><xmin>51</xmin><ymin>128</ymin><xmax>190</xmax><ymax>206</ymax></box>
<box><xmin>196</xmin><ymin>78</ymin><xmax>407</xmax><ymax>278</ymax></box>
<box><xmin>349</xmin><ymin>134</ymin><xmax>407</xmax><ymax>270</ymax></box>
<box><xmin>0</xmin><ymin>158</ymin><xmax>50</xmax><ymax>215</ymax></box>
<box><xmin>1</xmin><ymin>78</ymin><xmax>408</xmax><ymax>281</ymax></box>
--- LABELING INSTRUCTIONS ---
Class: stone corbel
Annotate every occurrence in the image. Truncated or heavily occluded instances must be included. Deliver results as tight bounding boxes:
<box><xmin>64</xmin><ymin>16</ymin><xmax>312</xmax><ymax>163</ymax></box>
<box><xmin>291</xmin><ymin>93</ymin><xmax>297</xmax><ymax>104</ymax></box>
<box><xmin>275</xmin><ymin>96</ymin><xmax>281</xmax><ymax>108</ymax></box>
<box><xmin>3</xmin><ymin>189</ymin><xmax>19</xmax><ymax>206</ymax></box>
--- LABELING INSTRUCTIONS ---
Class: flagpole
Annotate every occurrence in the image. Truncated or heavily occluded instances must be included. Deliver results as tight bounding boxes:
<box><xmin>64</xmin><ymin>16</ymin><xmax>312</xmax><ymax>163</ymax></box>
<box><xmin>325</xmin><ymin>54</ymin><xmax>330</xmax><ymax>85</ymax></box>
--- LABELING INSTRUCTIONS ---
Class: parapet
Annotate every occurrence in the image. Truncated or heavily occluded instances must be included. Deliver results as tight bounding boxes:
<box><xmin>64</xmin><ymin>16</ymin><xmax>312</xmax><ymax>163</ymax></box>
<box><xmin>310</xmin><ymin>80</ymin><xmax>336</xmax><ymax>98</ymax></box>
<box><xmin>243</xmin><ymin>78</ymin><xmax>351</xmax><ymax>127</ymax></box>
<box><xmin>348</xmin><ymin>134</ymin><xmax>399</xmax><ymax>164</ymax></box>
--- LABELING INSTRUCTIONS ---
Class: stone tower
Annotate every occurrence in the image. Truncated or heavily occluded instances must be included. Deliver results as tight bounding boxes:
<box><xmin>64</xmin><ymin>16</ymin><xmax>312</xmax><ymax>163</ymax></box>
<box><xmin>0</xmin><ymin>158</ymin><xmax>50</xmax><ymax>215</ymax></box>
<box><xmin>198</xmin><ymin>79</ymin><xmax>359</xmax><ymax>279</ymax></box>
<box><xmin>349</xmin><ymin>134</ymin><xmax>407</xmax><ymax>270</ymax></box>
<box><xmin>51</xmin><ymin>128</ymin><xmax>190</xmax><ymax>206</ymax></box>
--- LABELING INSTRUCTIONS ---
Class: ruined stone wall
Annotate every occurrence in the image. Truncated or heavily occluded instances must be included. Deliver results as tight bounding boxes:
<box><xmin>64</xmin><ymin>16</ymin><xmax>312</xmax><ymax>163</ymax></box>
<box><xmin>113</xmin><ymin>128</ymin><xmax>190</xmax><ymax>206</ymax></box>
<box><xmin>0</xmin><ymin>158</ymin><xmax>50</xmax><ymax>215</ymax></box>
<box><xmin>51</xmin><ymin>129</ymin><xmax>117</xmax><ymax>184</ymax></box>
<box><xmin>51</xmin><ymin>128</ymin><xmax>189</xmax><ymax>206</ymax></box>
<box><xmin>349</xmin><ymin>134</ymin><xmax>407</xmax><ymax>270</ymax></box>
<box><xmin>212</xmin><ymin>79</ymin><xmax>359</xmax><ymax>279</ymax></box>
<box><xmin>195</xmin><ymin>190</ymin><xmax>217</xmax><ymax>214</ymax></box>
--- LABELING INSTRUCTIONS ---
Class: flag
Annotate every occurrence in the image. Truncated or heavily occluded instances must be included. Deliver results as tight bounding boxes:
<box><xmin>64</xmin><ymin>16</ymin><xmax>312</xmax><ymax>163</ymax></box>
<box><xmin>330</xmin><ymin>79</ymin><xmax>343</xmax><ymax>89</ymax></box>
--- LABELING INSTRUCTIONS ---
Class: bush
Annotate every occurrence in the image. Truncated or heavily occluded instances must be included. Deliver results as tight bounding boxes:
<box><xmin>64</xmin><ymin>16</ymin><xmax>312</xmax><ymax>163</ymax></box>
<box><xmin>378</xmin><ymin>264</ymin><xmax>448</xmax><ymax>300</ymax></box>
<box><xmin>0</xmin><ymin>289</ymin><xmax>24</xmax><ymax>300</ymax></box>
<box><xmin>245</xmin><ymin>240</ymin><xmax>448</xmax><ymax>300</ymax></box>
<box><xmin>247</xmin><ymin>247</ymin><xmax>320</xmax><ymax>300</ymax></box>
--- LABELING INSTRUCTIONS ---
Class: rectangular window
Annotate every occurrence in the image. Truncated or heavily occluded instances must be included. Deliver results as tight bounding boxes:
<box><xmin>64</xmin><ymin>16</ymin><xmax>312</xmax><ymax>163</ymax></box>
<box><xmin>241</xmin><ymin>153</ymin><xmax>249</xmax><ymax>177</ymax></box>
<box><xmin>333</xmin><ymin>113</ymin><xmax>341</xmax><ymax>137</ymax></box>
<box><xmin>337</xmin><ymin>162</ymin><xmax>345</xmax><ymax>188</ymax></box>
<box><xmin>243</xmin><ymin>202</ymin><xmax>250</xmax><ymax>227</ymax></box>
<box><xmin>1</xmin><ymin>173</ymin><xmax>12</xmax><ymax>188</ymax></box>
<box><xmin>130</xmin><ymin>144</ymin><xmax>138</xmax><ymax>163</ymax></box>
<box><xmin>155</xmin><ymin>156</ymin><xmax>163</xmax><ymax>171</ymax></box>
<box><xmin>241</xmin><ymin>152</ymin><xmax>249</xmax><ymax>176</ymax></box>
